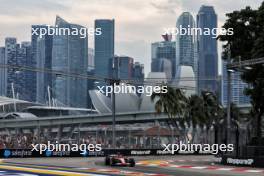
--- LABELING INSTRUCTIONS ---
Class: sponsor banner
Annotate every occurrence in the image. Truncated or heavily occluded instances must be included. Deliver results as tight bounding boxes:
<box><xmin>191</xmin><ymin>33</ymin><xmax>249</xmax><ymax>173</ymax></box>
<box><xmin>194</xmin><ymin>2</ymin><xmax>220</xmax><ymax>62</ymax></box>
<box><xmin>215</xmin><ymin>155</ymin><xmax>264</xmax><ymax>167</ymax></box>
<box><xmin>0</xmin><ymin>148</ymin><xmax>209</xmax><ymax>158</ymax></box>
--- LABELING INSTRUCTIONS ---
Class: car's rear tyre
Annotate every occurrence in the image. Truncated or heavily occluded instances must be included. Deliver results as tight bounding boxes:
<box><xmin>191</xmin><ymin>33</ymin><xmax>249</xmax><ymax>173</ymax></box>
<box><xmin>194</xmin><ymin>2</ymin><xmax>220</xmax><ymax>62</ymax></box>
<box><xmin>105</xmin><ymin>157</ymin><xmax>110</xmax><ymax>165</ymax></box>
<box><xmin>129</xmin><ymin>158</ymin><xmax>135</xmax><ymax>167</ymax></box>
<box><xmin>110</xmin><ymin>158</ymin><xmax>115</xmax><ymax>166</ymax></box>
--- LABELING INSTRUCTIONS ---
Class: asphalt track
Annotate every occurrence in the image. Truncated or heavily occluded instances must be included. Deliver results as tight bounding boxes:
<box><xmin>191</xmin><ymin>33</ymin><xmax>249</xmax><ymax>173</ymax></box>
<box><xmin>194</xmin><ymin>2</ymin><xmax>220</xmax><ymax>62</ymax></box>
<box><xmin>0</xmin><ymin>156</ymin><xmax>264</xmax><ymax>176</ymax></box>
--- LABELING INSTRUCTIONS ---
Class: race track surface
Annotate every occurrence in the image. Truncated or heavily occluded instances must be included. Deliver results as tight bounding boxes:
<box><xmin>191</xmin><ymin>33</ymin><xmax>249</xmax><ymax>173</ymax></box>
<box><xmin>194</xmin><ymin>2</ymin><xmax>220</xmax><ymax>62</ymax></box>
<box><xmin>1</xmin><ymin>156</ymin><xmax>264</xmax><ymax>176</ymax></box>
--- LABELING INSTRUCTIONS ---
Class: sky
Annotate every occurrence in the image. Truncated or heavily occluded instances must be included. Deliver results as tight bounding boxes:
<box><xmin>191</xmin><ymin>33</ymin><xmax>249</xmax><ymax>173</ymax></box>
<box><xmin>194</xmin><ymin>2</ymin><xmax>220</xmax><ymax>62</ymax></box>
<box><xmin>0</xmin><ymin>0</ymin><xmax>263</xmax><ymax>75</ymax></box>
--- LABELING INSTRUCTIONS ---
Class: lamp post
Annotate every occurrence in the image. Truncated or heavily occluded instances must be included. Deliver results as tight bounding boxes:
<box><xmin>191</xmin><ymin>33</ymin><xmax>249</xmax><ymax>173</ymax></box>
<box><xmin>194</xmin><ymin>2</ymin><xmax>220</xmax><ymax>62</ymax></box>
<box><xmin>226</xmin><ymin>50</ymin><xmax>264</xmax><ymax>149</ymax></box>
<box><xmin>111</xmin><ymin>57</ymin><xmax>119</xmax><ymax>149</ymax></box>
<box><xmin>226</xmin><ymin>70</ymin><xmax>232</xmax><ymax>145</ymax></box>
<box><xmin>226</xmin><ymin>44</ymin><xmax>233</xmax><ymax>145</ymax></box>
<box><xmin>112</xmin><ymin>83</ymin><xmax>116</xmax><ymax>149</ymax></box>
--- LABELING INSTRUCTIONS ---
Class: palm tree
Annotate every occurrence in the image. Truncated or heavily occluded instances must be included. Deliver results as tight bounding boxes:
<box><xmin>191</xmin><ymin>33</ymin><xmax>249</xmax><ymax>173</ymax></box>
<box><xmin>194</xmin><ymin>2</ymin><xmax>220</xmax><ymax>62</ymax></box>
<box><xmin>185</xmin><ymin>95</ymin><xmax>206</xmax><ymax>127</ymax></box>
<box><xmin>184</xmin><ymin>91</ymin><xmax>223</xmax><ymax>143</ymax></box>
<box><xmin>202</xmin><ymin>92</ymin><xmax>223</xmax><ymax>123</ymax></box>
<box><xmin>184</xmin><ymin>95</ymin><xmax>205</xmax><ymax>142</ymax></box>
<box><xmin>201</xmin><ymin>91</ymin><xmax>224</xmax><ymax>143</ymax></box>
<box><xmin>151</xmin><ymin>86</ymin><xmax>186</xmax><ymax>129</ymax></box>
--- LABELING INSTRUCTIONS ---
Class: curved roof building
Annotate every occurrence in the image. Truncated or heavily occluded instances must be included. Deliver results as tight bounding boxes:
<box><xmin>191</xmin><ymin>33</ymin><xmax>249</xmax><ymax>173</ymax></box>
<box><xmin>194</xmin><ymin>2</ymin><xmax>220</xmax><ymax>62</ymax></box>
<box><xmin>89</xmin><ymin>86</ymin><xmax>140</xmax><ymax>114</ymax></box>
<box><xmin>89</xmin><ymin>72</ymin><xmax>168</xmax><ymax>114</ymax></box>
<box><xmin>175</xmin><ymin>66</ymin><xmax>196</xmax><ymax>97</ymax></box>
<box><xmin>0</xmin><ymin>96</ymin><xmax>39</xmax><ymax>114</ymax></box>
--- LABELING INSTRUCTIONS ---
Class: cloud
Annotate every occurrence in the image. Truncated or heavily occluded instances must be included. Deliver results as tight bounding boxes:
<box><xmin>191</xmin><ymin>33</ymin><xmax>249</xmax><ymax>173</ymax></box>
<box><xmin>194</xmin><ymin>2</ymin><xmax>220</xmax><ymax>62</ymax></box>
<box><xmin>150</xmin><ymin>1</ymin><xmax>177</xmax><ymax>14</ymax></box>
<box><xmin>0</xmin><ymin>0</ymin><xmax>69</xmax><ymax>16</ymax></box>
<box><xmin>0</xmin><ymin>0</ymin><xmax>263</xmax><ymax>74</ymax></box>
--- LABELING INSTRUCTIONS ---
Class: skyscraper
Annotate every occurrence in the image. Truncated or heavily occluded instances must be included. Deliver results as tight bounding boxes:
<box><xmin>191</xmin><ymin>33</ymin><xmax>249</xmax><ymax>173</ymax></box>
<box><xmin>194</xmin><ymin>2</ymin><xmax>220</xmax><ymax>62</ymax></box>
<box><xmin>52</xmin><ymin>16</ymin><xmax>88</xmax><ymax>108</ymax></box>
<box><xmin>109</xmin><ymin>56</ymin><xmax>134</xmax><ymax>80</ymax></box>
<box><xmin>30</xmin><ymin>25</ymin><xmax>45</xmax><ymax>102</ymax></box>
<box><xmin>94</xmin><ymin>19</ymin><xmax>114</xmax><ymax>82</ymax></box>
<box><xmin>151</xmin><ymin>34</ymin><xmax>176</xmax><ymax>80</ymax></box>
<box><xmin>222</xmin><ymin>60</ymin><xmax>250</xmax><ymax>106</ymax></box>
<box><xmin>5</xmin><ymin>38</ymin><xmax>18</xmax><ymax>98</ymax></box>
<box><xmin>0</xmin><ymin>47</ymin><xmax>5</xmax><ymax>96</ymax></box>
<box><xmin>88</xmin><ymin>48</ymin><xmax>94</xmax><ymax>71</ymax></box>
<box><xmin>197</xmin><ymin>5</ymin><xmax>218</xmax><ymax>94</ymax></box>
<box><xmin>133</xmin><ymin>62</ymin><xmax>144</xmax><ymax>88</ymax></box>
<box><xmin>19</xmin><ymin>42</ymin><xmax>32</xmax><ymax>101</ymax></box>
<box><xmin>4</xmin><ymin>38</ymin><xmax>32</xmax><ymax>101</ymax></box>
<box><xmin>36</xmin><ymin>26</ymin><xmax>53</xmax><ymax>104</ymax></box>
<box><xmin>176</xmin><ymin>12</ymin><xmax>196</xmax><ymax>71</ymax></box>
<box><xmin>151</xmin><ymin>58</ymin><xmax>172</xmax><ymax>80</ymax></box>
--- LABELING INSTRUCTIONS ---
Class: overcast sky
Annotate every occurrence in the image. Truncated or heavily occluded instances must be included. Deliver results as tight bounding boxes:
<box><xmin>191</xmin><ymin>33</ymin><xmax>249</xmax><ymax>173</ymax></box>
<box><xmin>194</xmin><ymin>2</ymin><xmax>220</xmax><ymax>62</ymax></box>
<box><xmin>0</xmin><ymin>0</ymin><xmax>262</xmax><ymax>74</ymax></box>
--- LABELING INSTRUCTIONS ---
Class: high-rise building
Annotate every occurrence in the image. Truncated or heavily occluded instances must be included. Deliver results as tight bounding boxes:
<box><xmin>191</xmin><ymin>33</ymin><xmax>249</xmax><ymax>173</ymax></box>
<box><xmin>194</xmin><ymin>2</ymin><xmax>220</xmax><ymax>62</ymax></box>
<box><xmin>151</xmin><ymin>58</ymin><xmax>172</xmax><ymax>80</ymax></box>
<box><xmin>5</xmin><ymin>38</ymin><xmax>18</xmax><ymax>98</ymax></box>
<box><xmin>109</xmin><ymin>56</ymin><xmax>134</xmax><ymax>80</ymax></box>
<box><xmin>176</xmin><ymin>12</ymin><xmax>196</xmax><ymax>71</ymax></box>
<box><xmin>4</xmin><ymin>38</ymin><xmax>32</xmax><ymax>101</ymax></box>
<box><xmin>94</xmin><ymin>19</ymin><xmax>114</xmax><ymax>81</ymax></box>
<box><xmin>19</xmin><ymin>42</ymin><xmax>32</xmax><ymax>101</ymax></box>
<box><xmin>88</xmin><ymin>48</ymin><xmax>94</xmax><ymax>71</ymax></box>
<box><xmin>36</xmin><ymin>26</ymin><xmax>53</xmax><ymax>104</ymax></box>
<box><xmin>87</xmin><ymin>48</ymin><xmax>95</xmax><ymax>107</ymax></box>
<box><xmin>133</xmin><ymin>62</ymin><xmax>144</xmax><ymax>87</ymax></box>
<box><xmin>0</xmin><ymin>47</ymin><xmax>5</xmax><ymax>96</ymax></box>
<box><xmin>222</xmin><ymin>60</ymin><xmax>250</xmax><ymax>106</ymax></box>
<box><xmin>52</xmin><ymin>16</ymin><xmax>88</xmax><ymax>108</ymax></box>
<box><xmin>151</xmin><ymin>34</ymin><xmax>176</xmax><ymax>80</ymax></box>
<box><xmin>87</xmin><ymin>69</ymin><xmax>95</xmax><ymax>108</ymax></box>
<box><xmin>30</xmin><ymin>25</ymin><xmax>46</xmax><ymax>102</ymax></box>
<box><xmin>197</xmin><ymin>5</ymin><xmax>218</xmax><ymax>94</ymax></box>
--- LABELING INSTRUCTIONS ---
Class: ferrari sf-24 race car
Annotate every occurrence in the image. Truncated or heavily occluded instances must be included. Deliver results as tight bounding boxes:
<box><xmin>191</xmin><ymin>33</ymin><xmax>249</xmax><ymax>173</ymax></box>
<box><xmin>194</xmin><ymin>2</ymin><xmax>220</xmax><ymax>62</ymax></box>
<box><xmin>105</xmin><ymin>154</ymin><xmax>136</xmax><ymax>167</ymax></box>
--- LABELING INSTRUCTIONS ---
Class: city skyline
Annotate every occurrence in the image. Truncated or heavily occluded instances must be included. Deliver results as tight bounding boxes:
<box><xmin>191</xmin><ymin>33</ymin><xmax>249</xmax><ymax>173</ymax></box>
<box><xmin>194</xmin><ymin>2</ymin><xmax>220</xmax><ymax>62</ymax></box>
<box><xmin>0</xmin><ymin>0</ymin><xmax>262</xmax><ymax>74</ymax></box>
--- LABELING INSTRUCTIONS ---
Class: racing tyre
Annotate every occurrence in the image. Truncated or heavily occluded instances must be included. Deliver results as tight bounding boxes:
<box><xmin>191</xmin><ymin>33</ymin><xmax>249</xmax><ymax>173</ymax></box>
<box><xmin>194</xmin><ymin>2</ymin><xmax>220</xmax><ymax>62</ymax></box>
<box><xmin>105</xmin><ymin>157</ymin><xmax>110</xmax><ymax>165</ymax></box>
<box><xmin>110</xmin><ymin>158</ymin><xmax>115</xmax><ymax>166</ymax></box>
<box><xmin>129</xmin><ymin>158</ymin><xmax>135</xmax><ymax>167</ymax></box>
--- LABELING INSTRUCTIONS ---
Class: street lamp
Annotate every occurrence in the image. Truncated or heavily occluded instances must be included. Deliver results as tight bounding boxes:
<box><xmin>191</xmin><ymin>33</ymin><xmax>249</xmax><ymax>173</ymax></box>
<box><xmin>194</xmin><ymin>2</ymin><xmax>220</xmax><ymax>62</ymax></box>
<box><xmin>227</xmin><ymin>69</ymin><xmax>235</xmax><ymax>73</ymax></box>
<box><xmin>226</xmin><ymin>45</ymin><xmax>232</xmax><ymax>146</ymax></box>
<box><xmin>111</xmin><ymin>57</ymin><xmax>119</xmax><ymax>149</ymax></box>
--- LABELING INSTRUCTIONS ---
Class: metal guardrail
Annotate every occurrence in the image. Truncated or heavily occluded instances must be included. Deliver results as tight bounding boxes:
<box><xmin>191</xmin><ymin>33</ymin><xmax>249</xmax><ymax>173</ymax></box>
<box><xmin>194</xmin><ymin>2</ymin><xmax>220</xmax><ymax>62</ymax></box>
<box><xmin>227</xmin><ymin>57</ymin><xmax>264</xmax><ymax>69</ymax></box>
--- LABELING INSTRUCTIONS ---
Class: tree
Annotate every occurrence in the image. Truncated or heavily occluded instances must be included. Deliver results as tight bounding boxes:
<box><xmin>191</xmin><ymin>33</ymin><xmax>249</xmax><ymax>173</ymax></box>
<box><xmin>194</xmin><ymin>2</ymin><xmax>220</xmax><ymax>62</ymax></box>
<box><xmin>218</xmin><ymin>2</ymin><xmax>264</xmax><ymax>144</ymax></box>
<box><xmin>230</xmin><ymin>103</ymin><xmax>243</xmax><ymax>122</ymax></box>
<box><xmin>185</xmin><ymin>94</ymin><xmax>206</xmax><ymax>128</ymax></box>
<box><xmin>184</xmin><ymin>94</ymin><xmax>206</xmax><ymax>143</ymax></box>
<box><xmin>152</xmin><ymin>86</ymin><xmax>223</xmax><ymax>143</ymax></box>
<box><xmin>151</xmin><ymin>86</ymin><xmax>186</xmax><ymax>129</ymax></box>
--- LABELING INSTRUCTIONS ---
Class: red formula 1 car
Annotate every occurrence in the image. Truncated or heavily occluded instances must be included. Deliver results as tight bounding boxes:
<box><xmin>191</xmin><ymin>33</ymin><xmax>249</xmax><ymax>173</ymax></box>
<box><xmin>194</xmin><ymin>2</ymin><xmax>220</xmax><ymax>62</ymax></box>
<box><xmin>105</xmin><ymin>154</ymin><xmax>135</xmax><ymax>167</ymax></box>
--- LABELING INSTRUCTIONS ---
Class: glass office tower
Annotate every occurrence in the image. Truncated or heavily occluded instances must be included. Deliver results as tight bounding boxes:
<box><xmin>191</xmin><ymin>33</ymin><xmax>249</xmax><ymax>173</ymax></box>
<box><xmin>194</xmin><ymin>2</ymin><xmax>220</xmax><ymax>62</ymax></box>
<box><xmin>52</xmin><ymin>16</ymin><xmax>88</xmax><ymax>108</ymax></box>
<box><xmin>197</xmin><ymin>5</ymin><xmax>218</xmax><ymax>94</ymax></box>
<box><xmin>151</xmin><ymin>34</ymin><xmax>176</xmax><ymax>80</ymax></box>
<box><xmin>176</xmin><ymin>12</ymin><xmax>198</xmax><ymax>79</ymax></box>
<box><xmin>94</xmin><ymin>19</ymin><xmax>115</xmax><ymax>82</ymax></box>
<box><xmin>36</xmin><ymin>26</ymin><xmax>53</xmax><ymax>104</ymax></box>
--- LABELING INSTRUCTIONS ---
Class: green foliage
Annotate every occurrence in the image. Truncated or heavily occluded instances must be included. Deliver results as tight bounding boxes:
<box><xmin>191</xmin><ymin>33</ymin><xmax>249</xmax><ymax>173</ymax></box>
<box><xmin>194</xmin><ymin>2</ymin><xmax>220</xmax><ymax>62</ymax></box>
<box><xmin>151</xmin><ymin>86</ymin><xmax>223</xmax><ymax>129</ymax></box>
<box><xmin>218</xmin><ymin>1</ymin><xmax>264</xmax><ymax>139</ymax></box>
<box><xmin>151</xmin><ymin>86</ymin><xmax>186</xmax><ymax>127</ymax></box>
<box><xmin>185</xmin><ymin>91</ymin><xmax>223</xmax><ymax>128</ymax></box>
